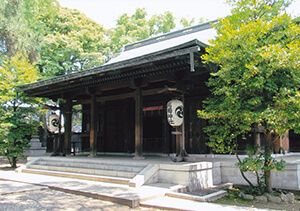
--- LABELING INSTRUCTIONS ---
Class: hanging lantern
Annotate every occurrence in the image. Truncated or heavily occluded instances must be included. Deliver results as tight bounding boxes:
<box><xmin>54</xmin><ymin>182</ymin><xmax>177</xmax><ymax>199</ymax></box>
<box><xmin>167</xmin><ymin>99</ymin><xmax>184</xmax><ymax>127</ymax></box>
<box><xmin>47</xmin><ymin>113</ymin><xmax>60</xmax><ymax>134</ymax></box>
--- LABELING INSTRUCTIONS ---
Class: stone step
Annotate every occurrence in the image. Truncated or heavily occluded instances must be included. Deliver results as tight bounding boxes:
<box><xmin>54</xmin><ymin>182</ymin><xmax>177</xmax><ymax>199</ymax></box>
<box><xmin>22</xmin><ymin>168</ymin><xmax>131</xmax><ymax>185</ymax></box>
<box><xmin>164</xmin><ymin>182</ymin><xmax>231</xmax><ymax>202</ymax></box>
<box><xmin>36</xmin><ymin>157</ymin><xmax>146</xmax><ymax>167</ymax></box>
<box><xmin>147</xmin><ymin>183</ymin><xmax>188</xmax><ymax>193</ymax></box>
<box><xmin>169</xmin><ymin>184</ymin><xmax>188</xmax><ymax>193</ymax></box>
<box><xmin>141</xmin><ymin>196</ymin><xmax>234</xmax><ymax>211</ymax></box>
<box><xmin>165</xmin><ymin>189</ymin><xmax>227</xmax><ymax>202</ymax></box>
<box><xmin>28</xmin><ymin>164</ymin><xmax>137</xmax><ymax>178</ymax></box>
<box><xmin>33</xmin><ymin>160</ymin><xmax>144</xmax><ymax>173</ymax></box>
<box><xmin>37</xmin><ymin>157</ymin><xmax>146</xmax><ymax>167</ymax></box>
<box><xmin>140</xmin><ymin>196</ymin><xmax>203</xmax><ymax>211</ymax></box>
<box><xmin>48</xmin><ymin>185</ymin><xmax>139</xmax><ymax>208</ymax></box>
<box><xmin>135</xmin><ymin>183</ymin><xmax>189</xmax><ymax>203</ymax></box>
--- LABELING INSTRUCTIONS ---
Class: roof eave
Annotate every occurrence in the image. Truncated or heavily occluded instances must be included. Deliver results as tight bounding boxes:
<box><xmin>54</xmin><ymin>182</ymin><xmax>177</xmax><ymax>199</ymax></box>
<box><xmin>20</xmin><ymin>40</ymin><xmax>204</xmax><ymax>93</ymax></box>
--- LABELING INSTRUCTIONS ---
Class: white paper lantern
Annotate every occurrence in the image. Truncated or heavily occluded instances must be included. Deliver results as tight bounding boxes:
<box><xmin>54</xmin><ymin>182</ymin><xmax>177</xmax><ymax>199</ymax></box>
<box><xmin>167</xmin><ymin>99</ymin><xmax>184</xmax><ymax>127</ymax></box>
<box><xmin>47</xmin><ymin>114</ymin><xmax>60</xmax><ymax>133</ymax></box>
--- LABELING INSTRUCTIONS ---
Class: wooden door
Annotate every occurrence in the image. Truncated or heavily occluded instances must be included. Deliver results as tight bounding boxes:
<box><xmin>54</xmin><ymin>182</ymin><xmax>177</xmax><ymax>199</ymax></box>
<box><xmin>143</xmin><ymin>109</ymin><xmax>163</xmax><ymax>152</ymax></box>
<box><xmin>103</xmin><ymin>100</ymin><xmax>134</xmax><ymax>153</ymax></box>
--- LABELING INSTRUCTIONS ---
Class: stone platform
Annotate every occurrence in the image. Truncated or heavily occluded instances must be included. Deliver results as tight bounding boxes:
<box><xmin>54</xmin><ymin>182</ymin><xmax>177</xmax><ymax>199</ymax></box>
<box><xmin>187</xmin><ymin>153</ymin><xmax>300</xmax><ymax>191</ymax></box>
<box><xmin>22</xmin><ymin>156</ymin><xmax>220</xmax><ymax>191</ymax></box>
<box><xmin>22</xmin><ymin>154</ymin><xmax>300</xmax><ymax>191</ymax></box>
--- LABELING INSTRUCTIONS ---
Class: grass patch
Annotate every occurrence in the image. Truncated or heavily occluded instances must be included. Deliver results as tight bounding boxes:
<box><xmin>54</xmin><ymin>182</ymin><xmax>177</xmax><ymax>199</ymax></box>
<box><xmin>216</xmin><ymin>188</ymin><xmax>253</xmax><ymax>206</ymax></box>
<box><xmin>214</xmin><ymin>187</ymin><xmax>300</xmax><ymax>211</ymax></box>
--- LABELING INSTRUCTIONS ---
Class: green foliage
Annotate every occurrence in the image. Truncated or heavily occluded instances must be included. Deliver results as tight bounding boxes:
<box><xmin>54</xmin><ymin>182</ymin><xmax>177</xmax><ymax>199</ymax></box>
<box><xmin>199</xmin><ymin>0</ymin><xmax>299</xmax><ymax>192</ymax></box>
<box><xmin>0</xmin><ymin>0</ymin><xmax>58</xmax><ymax>61</ymax></box>
<box><xmin>38</xmin><ymin>7</ymin><xmax>108</xmax><ymax>77</ymax></box>
<box><xmin>237</xmin><ymin>147</ymin><xmax>264</xmax><ymax>173</ymax></box>
<box><xmin>180</xmin><ymin>17</ymin><xmax>208</xmax><ymax>27</ymax></box>
<box><xmin>200</xmin><ymin>1</ymin><xmax>300</xmax><ymax>150</ymax></box>
<box><xmin>237</xmin><ymin>146</ymin><xmax>285</xmax><ymax>194</ymax></box>
<box><xmin>0</xmin><ymin>108</ymin><xmax>36</xmax><ymax>167</ymax></box>
<box><xmin>0</xmin><ymin>54</ymin><xmax>40</xmax><ymax>167</ymax></box>
<box><xmin>226</xmin><ymin>0</ymin><xmax>292</xmax><ymax>25</ymax></box>
<box><xmin>109</xmin><ymin>8</ymin><xmax>176</xmax><ymax>53</ymax></box>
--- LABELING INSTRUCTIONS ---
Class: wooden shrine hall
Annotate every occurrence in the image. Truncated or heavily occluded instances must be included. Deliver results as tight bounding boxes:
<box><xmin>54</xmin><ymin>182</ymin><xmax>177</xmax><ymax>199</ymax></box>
<box><xmin>21</xmin><ymin>21</ymin><xmax>223</xmax><ymax>157</ymax></box>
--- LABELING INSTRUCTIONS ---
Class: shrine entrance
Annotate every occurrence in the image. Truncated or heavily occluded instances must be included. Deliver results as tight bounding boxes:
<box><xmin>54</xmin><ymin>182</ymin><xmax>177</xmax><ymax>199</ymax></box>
<box><xmin>143</xmin><ymin>105</ymin><xmax>164</xmax><ymax>153</ymax></box>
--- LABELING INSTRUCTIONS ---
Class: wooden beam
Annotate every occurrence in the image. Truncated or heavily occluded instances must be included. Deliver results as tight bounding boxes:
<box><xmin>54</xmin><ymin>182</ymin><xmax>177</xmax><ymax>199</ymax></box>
<box><xmin>77</xmin><ymin>87</ymin><xmax>168</xmax><ymax>105</ymax></box>
<box><xmin>89</xmin><ymin>94</ymin><xmax>97</xmax><ymax>156</ymax></box>
<box><xmin>24</xmin><ymin>46</ymin><xmax>199</xmax><ymax>97</ymax></box>
<box><xmin>134</xmin><ymin>87</ymin><xmax>143</xmax><ymax>158</ymax></box>
<box><xmin>97</xmin><ymin>92</ymin><xmax>134</xmax><ymax>102</ymax></box>
<box><xmin>190</xmin><ymin>52</ymin><xmax>195</xmax><ymax>72</ymax></box>
<box><xmin>63</xmin><ymin>99</ymin><xmax>72</xmax><ymax>155</ymax></box>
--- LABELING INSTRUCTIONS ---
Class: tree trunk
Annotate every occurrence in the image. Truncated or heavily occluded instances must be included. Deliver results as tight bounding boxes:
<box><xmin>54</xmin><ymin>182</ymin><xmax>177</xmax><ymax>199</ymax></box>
<box><xmin>10</xmin><ymin>138</ymin><xmax>18</xmax><ymax>168</ymax></box>
<box><xmin>235</xmin><ymin>153</ymin><xmax>255</xmax><ymax>188</ymax></box>
<box><xmin>264</xmin><ymin>132</ymin><xmax>273</xmax><ymax>193</ymax></box>
<box><xmin>11</xmin><ymin>157</ymin><xmax>17</xmax><ymax>168</ymax></box>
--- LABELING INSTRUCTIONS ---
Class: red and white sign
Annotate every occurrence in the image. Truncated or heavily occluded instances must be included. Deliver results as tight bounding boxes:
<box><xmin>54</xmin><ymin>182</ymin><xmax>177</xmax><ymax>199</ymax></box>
<box><xmin>143</xmin><ymin>106</ymin><xmax>163</xmax><ymax>111</ymax></box>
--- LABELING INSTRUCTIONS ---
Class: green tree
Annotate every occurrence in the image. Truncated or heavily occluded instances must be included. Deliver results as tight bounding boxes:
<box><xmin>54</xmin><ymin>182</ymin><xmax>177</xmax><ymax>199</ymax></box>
<box><xmin>0</xmin><ymin>0</ymin><xmax>56</xmax><ymax>167</ymax></box>
<box><xmin>180</xmin><ymin>17</ymin><xmax>208</xmax><ymax>27</ymax></box>
<box><xmin>109</xmin><ymin>8</ymin><xmax>176</xmax><ymax>53</ymax></box>
<box><xmin>0</xmin><ymin>54</ymin><xmax>40</xmax><ymax>168</ymax></box>
<box><xmin>38</xmin><ymin>7</ymin><xmax>108</xmax><ymax>77</ymax></box>
<box><xmin>0</xmin><ymin>0</ymin><xmax>58</xmax><ymax>61</ymax></box>
<box><xmin>199</xmin><ymin>0</ymin><xmax>299</xmax><ymax>193</ymax></box>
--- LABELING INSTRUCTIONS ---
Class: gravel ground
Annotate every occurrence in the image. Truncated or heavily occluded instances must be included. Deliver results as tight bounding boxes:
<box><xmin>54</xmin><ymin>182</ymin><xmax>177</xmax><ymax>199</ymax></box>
<box><xmin>0</xmin><ymin>188</ymin><xmax>159</xmax><ymax>211</ymax></box>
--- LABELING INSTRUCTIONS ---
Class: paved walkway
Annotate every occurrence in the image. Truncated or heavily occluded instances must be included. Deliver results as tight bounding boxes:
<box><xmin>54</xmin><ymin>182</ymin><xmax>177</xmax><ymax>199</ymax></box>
<box><xmin>0</xmin><ymin>180</ymin><xmax>151</xmax><ymax>211</ymax></box>
<box><xmin>0</xmin><ymin>169</ymin><xmax>168</xmax><ymax>207</ymax></box>
<box><xmin>141</xmin><ymin>196</ymin><xmax>265</xmax><ymax>211</ymax></box>
<box><xmin>0</xmin><ymin>168</ymin><xmax>269</xmax><ymax>211</ymax></box>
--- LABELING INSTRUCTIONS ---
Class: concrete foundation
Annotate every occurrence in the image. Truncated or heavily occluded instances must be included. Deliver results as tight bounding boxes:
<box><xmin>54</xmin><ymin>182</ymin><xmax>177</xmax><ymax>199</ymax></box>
<box><xmin>25</xmin><ymin>156</ymin><xmax>217</xmax><ymax>191</ymax></box>
<box><xmin>188</xmin><ymin>153</ymin><xmax>300</xmax><ymax>191</ymax></box>
<box><xmin>158</xmin><ymin>162</ymin><xmax>215</xmax><ymax>191</ymax></box>
<box><xmin>24</xmin><ymin>154</ymin><xmax>300</xmax><ymax>191</ymax></box>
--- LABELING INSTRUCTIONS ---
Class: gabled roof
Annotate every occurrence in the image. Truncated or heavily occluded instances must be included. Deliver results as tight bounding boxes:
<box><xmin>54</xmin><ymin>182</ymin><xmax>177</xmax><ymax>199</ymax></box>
<box><xmin>20</xmin><ymin>20</ymin><xmax>217</xmax><ymax>96</ymax></box>
<box><xmin>106</xmin><ymin>20</ymin><xmax>217</xmax><ymax>65</ymax></box>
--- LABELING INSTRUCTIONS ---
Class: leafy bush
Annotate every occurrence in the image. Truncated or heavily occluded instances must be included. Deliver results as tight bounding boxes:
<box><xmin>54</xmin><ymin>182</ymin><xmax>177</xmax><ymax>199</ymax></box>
<box><xmin>237</xmin><ymin>146</ymin><xmax>285</xmax><ymax>195</ymax></box>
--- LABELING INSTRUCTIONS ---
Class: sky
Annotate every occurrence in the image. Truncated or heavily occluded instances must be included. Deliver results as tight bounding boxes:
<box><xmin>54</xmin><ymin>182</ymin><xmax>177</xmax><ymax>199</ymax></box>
<box><xmin>59</xmin><ymin>0</ymin><xmax>300</xmax><ymax>29</ymax></box>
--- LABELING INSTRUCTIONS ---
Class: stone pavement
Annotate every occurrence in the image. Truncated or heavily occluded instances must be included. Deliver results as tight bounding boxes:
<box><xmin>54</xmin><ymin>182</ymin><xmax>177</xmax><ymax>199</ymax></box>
<box><xmin>0</xmin><ymin>169</ymin><xmax>169</xmax><ymax>207</ymax></box>
<box><xmin>141</xmin><ymin>196</ymin><xmax>267</xmax><ymax>211</ymax></box>
<box><xmin>0</xmin><ymin>181</ymin><xmax>151</xmax><ymax>211</ymax></box>
<box><xmin>0</xmin><ymin>179</ymin><xmax>46</xmax><ymax>195</ymax></box>
<box><xmin>0</xmin><ymin>168</ymin><xmax>268</xmax><ymax>211</ymax></box>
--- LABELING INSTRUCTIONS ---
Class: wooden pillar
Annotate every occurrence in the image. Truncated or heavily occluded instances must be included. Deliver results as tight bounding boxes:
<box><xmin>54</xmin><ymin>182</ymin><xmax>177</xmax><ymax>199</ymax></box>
<box><xmin>64</xmin><ymin>99</ymin><xmax>72</xmax><ymax>155</ymax></box>
<box><xmin>98</xmin><ymin>102</ymin><xmax>105</xmax><ymax>152</ymax></box>
<box><xmin>255</xmin><ymin>133</ymin><xmax>261</xmax><ymax>148</ymax></box>
<box><xmin>275</xmin><ymin>130</ymin><xmax>289</xmax><ymax>153</ymax></box>
<box><xmin>57</xmin><ymin>103</ymin><xmax>63</xmax><ymax>154</ymax></box>
<box><xmin>89</xmin><ymin>94</ymin><xmax>97</xmax><ymax>156</ymax></box>
<box><xmin>175</xmin><ymin>126</ymin><xmax>182</xmax><ymax>155</ymax></box>
<box><xmin>162</xmin><ymin>102</ymin><xmax>169</xmax><ymax>153</ymax></box>
<box><xmin>181</xmin><ymin>94</ymin><xmax>187</xmax><ymax>156</ymax></box>
<box><xmin>281</xmin><ymin>130</ymin><xmax>289</xmax><ymax>153</ymax></box>
<box><xmin>134</xmin><ymin>87</ymin><xmax>143</xmax><ymax>158</ymax></box>
<box><xmin>254</xmin><ymin>125</ymin><xmax>263</xmax><ymax>153</ymax></box>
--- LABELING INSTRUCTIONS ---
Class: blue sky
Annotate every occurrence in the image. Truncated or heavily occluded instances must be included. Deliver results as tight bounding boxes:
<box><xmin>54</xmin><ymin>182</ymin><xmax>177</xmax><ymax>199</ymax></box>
<box><xmin>59</xmin><ymin>0</ymin><xmax>300</xmax><ymax>28</ymax></box>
